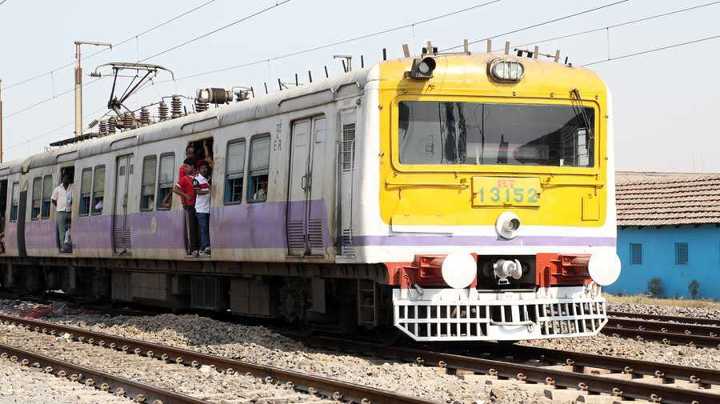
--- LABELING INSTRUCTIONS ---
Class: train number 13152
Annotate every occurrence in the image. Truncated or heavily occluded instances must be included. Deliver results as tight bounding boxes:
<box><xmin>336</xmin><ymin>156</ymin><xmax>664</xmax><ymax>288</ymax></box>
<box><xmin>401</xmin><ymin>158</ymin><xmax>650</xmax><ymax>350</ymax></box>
<box><xmin>471</xmin><ymin>177</ymin><xmax>541</xmax><ymax>207</ymax></box>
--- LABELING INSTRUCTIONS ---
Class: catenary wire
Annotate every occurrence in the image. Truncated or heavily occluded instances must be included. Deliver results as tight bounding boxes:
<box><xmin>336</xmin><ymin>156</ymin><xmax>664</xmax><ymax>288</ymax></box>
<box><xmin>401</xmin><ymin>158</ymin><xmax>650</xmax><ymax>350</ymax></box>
<box><xmin>512</xmin><ymin>0</ymin><xmax>720</xmax><ymax>50</ymax></box>
<box><xmin>164</xmin><ymin>0</ymin><xmax>625</xmax><ymax>82</ymax></box>
<box><xmin>1</xmin><ymin>0</ymin><xmax>218</xmax><ymax>92</ymax></box>
<box><xmin>440</xmin><ymin>0</ymin><xmax>630</xmax><ymax>51</ymax></box>
<box><xmin>2</xmin><ymin>1</ymin><xmax>290</xmax><ymax>120</ymax></box>
<box><xmin>5</xmin><ymin>105</ymin><xmax>109</xmax><ymax>152</ymax></box>
<box><xmin>583</xmin><ymin>33</ymin><xmax>720</xmax><ymax>66</ymax></box>
<box><xmin>140</xmin><ymin>0</ymin><xmax>295</xmax><ymax>62</ymax></box>
<box><xmin>157</xmin><ymin>0</ymin><xmax>503</xmax><ymax>82</ymax></box>
<box><xmin>6</xmin><ymin>0</ymin><xmax>502</xmax><ymax>149</ymax></box>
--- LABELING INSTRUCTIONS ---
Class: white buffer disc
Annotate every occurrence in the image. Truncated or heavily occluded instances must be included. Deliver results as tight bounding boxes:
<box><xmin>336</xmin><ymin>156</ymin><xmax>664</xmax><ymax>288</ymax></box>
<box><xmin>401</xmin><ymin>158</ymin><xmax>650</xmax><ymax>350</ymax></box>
<box><xmin>441</xmin><ymin>253</ymin><xmax>477</xmax><ymax>289</ymax></box>
<box><xmin>588</xmin><ymin>251</ymin><xmax>622</xmax><ymax>286</ymax></box>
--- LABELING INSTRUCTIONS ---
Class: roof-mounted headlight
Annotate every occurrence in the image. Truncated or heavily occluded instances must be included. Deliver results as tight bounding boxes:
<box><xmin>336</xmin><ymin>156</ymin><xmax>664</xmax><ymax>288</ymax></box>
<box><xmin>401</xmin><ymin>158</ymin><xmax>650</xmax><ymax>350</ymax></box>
<box><xmin>407</xmin><ymin>57</ymin><xmax>437</xmax><ymax>80</ymax></box>
<box><xmin>488</xmin><ymin>59</ymin><xmax>524</xmax><ymax>83</ymax></box>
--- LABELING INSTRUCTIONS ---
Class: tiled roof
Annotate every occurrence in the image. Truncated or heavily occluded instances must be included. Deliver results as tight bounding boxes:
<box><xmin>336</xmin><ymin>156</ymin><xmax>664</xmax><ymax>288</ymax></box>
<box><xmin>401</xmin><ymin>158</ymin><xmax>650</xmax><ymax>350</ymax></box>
<box><xmin>616</xmin><ymin>172</ymin><xmax>720</xmax><ymax>226</ymax></box>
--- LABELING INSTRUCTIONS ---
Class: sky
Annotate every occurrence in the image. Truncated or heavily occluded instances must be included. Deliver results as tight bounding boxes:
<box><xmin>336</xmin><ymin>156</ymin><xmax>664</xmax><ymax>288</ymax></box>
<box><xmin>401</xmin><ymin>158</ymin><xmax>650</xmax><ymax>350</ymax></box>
<box><xmin>0</xmin><ymin>0</ymin><xmax>718</xmax><ymax>171</ymax></box>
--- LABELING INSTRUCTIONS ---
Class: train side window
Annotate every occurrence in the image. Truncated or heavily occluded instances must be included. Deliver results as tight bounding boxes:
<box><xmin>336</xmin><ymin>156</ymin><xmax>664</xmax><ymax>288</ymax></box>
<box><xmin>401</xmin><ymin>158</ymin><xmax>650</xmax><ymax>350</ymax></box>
<box><xmin>157</xmin><ymin>153</ymin><xmax>175</xmax><ymax>210</ymax></box>
<box><xmin>41</xmin><ymin>175</ymin><xmax>53</xmax><ymax>219</ymax></box>
<box><xmin>79</xmin><ymin>168</ymin><xmax>92</xmax><ymax>216</ymax></box>
<box><xmin>140</xmin><ymin>156</ymin><xmax>157</xmax><ymax>211</ymax></box>
<box><xmin>31</xmin><ymin>177</ymin><xmax>42</xmax><ymax>221</ymax></box>
<box><xmin>9</xmin><ymin>182</ymin><xmax>19</xmax><ymax>222</ymax></box>
<box><xmin>247</xmin><ymin>134</ymin><xmax>270</xmax><ymax>203</ymax></box>
<box><xmin>224</xmin><ymin>140</ymin><xmax>245</xmax><ymax>204</ymax></box>
<box><xmin>91</xmin><ymin>166</ymin><xmax>105</xmax><ymax>215</ymax></box>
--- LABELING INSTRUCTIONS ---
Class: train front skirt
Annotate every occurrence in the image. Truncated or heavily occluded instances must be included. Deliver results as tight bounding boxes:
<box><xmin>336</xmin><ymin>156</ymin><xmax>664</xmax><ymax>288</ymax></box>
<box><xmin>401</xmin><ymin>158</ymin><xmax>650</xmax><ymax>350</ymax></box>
<box><xmin>393</xmin><ymin>285</ymin><xmax>607</xmax><ymax>341</ymax></box>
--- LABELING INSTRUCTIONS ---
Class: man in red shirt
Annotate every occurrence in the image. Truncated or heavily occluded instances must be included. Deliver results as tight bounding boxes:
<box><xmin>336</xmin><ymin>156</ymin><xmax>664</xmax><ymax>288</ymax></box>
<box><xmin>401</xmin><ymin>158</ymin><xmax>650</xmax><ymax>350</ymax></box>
<box><xmin>173</xmin><ymin>161</ymin><xmax>199</xmax><ymax>256</ymax></box>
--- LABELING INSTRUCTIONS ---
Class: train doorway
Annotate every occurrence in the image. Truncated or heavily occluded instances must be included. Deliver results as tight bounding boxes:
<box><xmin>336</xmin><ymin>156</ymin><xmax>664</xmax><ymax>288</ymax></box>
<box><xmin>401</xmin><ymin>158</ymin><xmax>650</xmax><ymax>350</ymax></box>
<box><xmin>287</xmin><ymin>116</ymin><xmax>327</xmax><ymax>256</ymax></box>
<box><xmin>0</xmin><ymin>180</ymin><xmax>6</xmax><ymax>253</ymax></box>
<box><xmin>112</xmin><ymin>155</ymin><xmax>133</xmax><ymax>255</ymax></box>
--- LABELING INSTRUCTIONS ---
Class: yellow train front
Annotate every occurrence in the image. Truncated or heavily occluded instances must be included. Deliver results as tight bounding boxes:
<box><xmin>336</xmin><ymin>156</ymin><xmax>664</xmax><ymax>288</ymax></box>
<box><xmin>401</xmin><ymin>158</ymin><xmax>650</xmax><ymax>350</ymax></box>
<box><xmin>360</xmin><ymin>51</ymin><xmax>620</xmax><ymax>341</ymax></box>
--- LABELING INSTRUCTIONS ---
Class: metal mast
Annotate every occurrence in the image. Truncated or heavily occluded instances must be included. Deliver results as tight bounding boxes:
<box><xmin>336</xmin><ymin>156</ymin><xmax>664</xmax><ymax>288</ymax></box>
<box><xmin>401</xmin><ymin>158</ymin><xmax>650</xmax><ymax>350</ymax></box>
<box><xmin>74</xmin><ymin>41</ymin><xmax>111</xmax><ymax>137</ymax></box>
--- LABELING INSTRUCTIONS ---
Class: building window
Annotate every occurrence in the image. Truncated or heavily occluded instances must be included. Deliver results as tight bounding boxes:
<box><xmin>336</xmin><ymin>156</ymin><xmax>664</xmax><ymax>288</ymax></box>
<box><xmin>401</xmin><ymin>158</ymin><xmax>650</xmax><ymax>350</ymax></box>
<box><xmin>247</xmin><ymin>134</ymin><xmax>270</xmax><ymax>203</ymax></box>
<box><xmin>79</xmin><ymin>168</ymin><xmax>92</xmax><ymax>216</ymax></box>
<box><xmin>31</xmin><ymin>177</ymin><xmax>42</xmax><ymax>220</ymax></box>
<box><xmin>41</xmin><ymin>175</ymin><xmax>53</xmax><ymax>219</ymax></box>
<box><xmin>224</xmin><ymin>140</ymin><xmax>245</xmax><ymax>204</ymax></box>
<box><xmin>157</xmin><ymin>154</ymin><xmax>175</xmax><ymax>210</ymax></box>
<box><xmin>140</xmin><ymin>156</ymin><xmax>157</xmax><ymax>211</ymax></box>
<box><xmin>92</xmin><ymin>166</ymin><xmax>105</xmax><ymax>215</ymax></box>
<box><xmin>675</xmin><ymin>242</ymin><xmax>688</xmax><ymax>265</ymax></box>
<box><xmin>9</xmin><ymin>182</ymin><xmax>19</xmax><ymax>222</ymax></box>
<box><xmin>630</xmin><ymin>243</ymin><xmax>642</xmax><ymax>265</ymax></box>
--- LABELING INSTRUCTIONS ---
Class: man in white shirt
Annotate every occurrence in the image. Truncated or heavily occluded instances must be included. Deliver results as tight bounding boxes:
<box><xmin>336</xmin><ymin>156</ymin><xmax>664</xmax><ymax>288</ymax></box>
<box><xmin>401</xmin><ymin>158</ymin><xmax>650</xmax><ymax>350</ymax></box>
<box><xmin>51</xmin><ymin>174</ymin><xmax>73</xmax><ymax>253</ymax></box>
<box><xmin>194</xmin><ymin>162</ymin><xmax>211</xmax><ymax>256</ymax></box>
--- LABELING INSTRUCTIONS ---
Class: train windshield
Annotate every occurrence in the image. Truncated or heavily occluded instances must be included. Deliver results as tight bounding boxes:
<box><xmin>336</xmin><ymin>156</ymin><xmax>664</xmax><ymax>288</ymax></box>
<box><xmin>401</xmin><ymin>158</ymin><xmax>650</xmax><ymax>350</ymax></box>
<box><xmin>398</xmin><ymin>101</ymin><xmax>595</xmax><ymax>167</ymax></box>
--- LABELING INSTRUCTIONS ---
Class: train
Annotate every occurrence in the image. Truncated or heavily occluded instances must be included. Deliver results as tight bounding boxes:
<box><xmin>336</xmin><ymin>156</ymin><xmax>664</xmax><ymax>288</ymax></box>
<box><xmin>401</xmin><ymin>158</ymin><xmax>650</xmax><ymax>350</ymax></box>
<box><xmin>0</xmin><ymin>46</ymin><xmax>621</xmax><ymax>341</ymax></box>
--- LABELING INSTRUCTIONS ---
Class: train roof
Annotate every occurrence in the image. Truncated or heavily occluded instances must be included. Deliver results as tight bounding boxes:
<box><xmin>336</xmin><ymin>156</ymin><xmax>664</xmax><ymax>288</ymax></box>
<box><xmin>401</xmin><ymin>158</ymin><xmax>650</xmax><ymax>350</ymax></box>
<box><xmin>19</xmin><ymin>67</ymin><xmax>372</xmax><ymax>171</ymax></box>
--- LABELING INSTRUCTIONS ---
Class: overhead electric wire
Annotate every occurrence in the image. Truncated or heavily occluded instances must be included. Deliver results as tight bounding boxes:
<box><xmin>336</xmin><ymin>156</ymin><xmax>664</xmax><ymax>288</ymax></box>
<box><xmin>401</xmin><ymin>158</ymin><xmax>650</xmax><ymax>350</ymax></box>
<box><xmin>583</xmin><ymin>33</ymin><xmax>720</xmax><ymax>66</ymax></box>
<box><xmin>3</xmin><ymin>0</ymin><xmax>289</xmax><ymax>121</ymax></box>
<box><xmin>513</xmin><ymin>0</ymin><xmax>720</xmax><ymax>50</ymax></box>
<box><xmin>158</xmin><ymin>0</ymin><xmax>503</xmax><ymax>82</ymax></box>
<box><xmin>440</xmin><ymin>0</ymin><xmax>630</xmax><ymax>51</ymax></box>
<box><xmin>140</xmin><ymin>0</ymin><xmax>295</xmax><ymax>62</ymax></box>
<box><xmin>9</xmin><ymin>0</ymin><xmax>502</xmax><ymax>149</ymax></box>
<box><xmin>3</xmin><ymin>79</ymin><xmax>103</xmax><ymax>120</ymax></box>
<box><xmin>1</xmin><ymin>0</ymin><xmax>218</xmax><ymax>92</ymax></box>
<box><xmin>5</xmin><ymin>105</ymin><xmax>108</xmax><ymax>152</ymax></box>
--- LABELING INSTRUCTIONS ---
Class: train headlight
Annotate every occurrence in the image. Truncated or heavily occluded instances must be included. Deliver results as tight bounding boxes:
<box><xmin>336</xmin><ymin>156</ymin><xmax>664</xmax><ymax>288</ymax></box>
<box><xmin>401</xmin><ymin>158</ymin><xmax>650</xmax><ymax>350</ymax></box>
<box><xmin>496</xmin><ymin>212</ymin><xmax>521</xmax><ymax>240</ymax></box>
<box><xmin>488</xmin><ymin>59</ymin><xmax>524</xmax><ymax>82</ymax></box>
<box><xmin>408</xmin><ymin>57</ymin><xmax>437</xmax><ymax>80</ymax></box>
<box><xmin>441</xmin><ymin>253</ymin><xmax>477</xmax><ymax>289</ymax></box>
<box><xmin>588</xmin><ymin>251</ymin><xmax>621</xmax><ymax>286</ymax></box>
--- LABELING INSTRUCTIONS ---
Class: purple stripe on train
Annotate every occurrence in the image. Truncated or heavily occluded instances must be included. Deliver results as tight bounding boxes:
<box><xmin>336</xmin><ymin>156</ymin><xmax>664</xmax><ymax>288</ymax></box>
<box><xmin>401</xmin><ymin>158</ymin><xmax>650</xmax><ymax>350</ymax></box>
<box><xmin>59</xmin><ymin>200</ymin><xmax>330</xmax><ymax>251</ymax></box>
<box><xmin>351</xmin><ymin>235</ymin><xmax>617</xmax><ymax>247</ymax></box>
<box><xmin>73</xmin><ymin>215</ymin><xmax>113</xmax><ymax>250</ymax></box>
<box><xmin>25</xmin><ymin>220</ymin><xmax>57</xmax><ymax>250</ymax></box>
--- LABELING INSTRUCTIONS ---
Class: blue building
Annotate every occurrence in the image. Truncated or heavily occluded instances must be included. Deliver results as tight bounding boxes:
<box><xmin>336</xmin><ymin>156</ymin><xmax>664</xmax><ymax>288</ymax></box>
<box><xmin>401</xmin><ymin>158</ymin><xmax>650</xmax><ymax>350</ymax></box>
<box><xmin>607</xmin><ymin>172</ymin><xmax>720</xmax><ymax>299</ymax></box>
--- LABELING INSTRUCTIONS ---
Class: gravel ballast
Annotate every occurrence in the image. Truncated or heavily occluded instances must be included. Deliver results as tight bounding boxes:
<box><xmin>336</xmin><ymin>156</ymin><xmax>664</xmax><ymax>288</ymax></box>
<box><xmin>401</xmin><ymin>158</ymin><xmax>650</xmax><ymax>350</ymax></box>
<box><xmin>608</xmin><ymin>301</ymin><xmax>720</xmax><ymax>321</ymax></box>
<box><xmin>0</xmin><ymin>299</ymin><xmax>549</xmax><ymax>403</ymax></box>
<box><xmin>0</xmin><ymin>358</ymin><xmax>132</xmax><ymax>404</ymax></box>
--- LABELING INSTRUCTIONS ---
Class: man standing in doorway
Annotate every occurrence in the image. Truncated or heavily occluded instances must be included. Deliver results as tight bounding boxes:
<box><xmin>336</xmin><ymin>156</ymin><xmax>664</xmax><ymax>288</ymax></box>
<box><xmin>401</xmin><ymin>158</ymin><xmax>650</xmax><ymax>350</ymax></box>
<box><xmin>173</xmin><ymin>161</ymin><xmax>199</xmax><ymax>257</ymax></box>
<box><xmin>51</xmin><ymin>174</ymin><xmax>73</xmax><ymax>253</ymax></box>
<box><xmin>194</xmin><ymin>161</ymin><xmax>211</xmax><ymax>256</ymax></box>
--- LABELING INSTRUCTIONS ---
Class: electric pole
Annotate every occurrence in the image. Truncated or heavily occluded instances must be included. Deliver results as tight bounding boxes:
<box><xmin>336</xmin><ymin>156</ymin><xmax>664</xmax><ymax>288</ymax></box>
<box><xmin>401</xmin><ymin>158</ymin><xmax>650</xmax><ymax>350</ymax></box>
<box><xmin>74</xmin><ymin>41</ymin><xmax>112</xmax><ymax>137</ymax></box>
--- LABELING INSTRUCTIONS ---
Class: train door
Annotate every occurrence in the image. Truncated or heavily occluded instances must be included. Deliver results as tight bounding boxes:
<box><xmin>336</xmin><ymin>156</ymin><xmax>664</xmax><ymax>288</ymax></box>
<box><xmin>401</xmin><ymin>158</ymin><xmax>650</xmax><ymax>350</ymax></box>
<box><xmin>0</xmin><ymin>179</ymin><xmax>6</xmax><ymax>253</ymax></box>
<box><xmin>287</xmin><ymin>116</ymin><xmax>327</xmax><ymax>256</ymax></box>
<box><xmin>17</xmin><ymin>181</ymin><xmax>27</xmax><ymax>257</ymax></box>
<box><xmin>338</xmin><ymin>110</ymin><xmax>356</xmax><ymax>257</ymax></box>
<box><xmin>112</xmin><ymin>155</ymin><xmax>133</xmax><ymax>254</ymax></box>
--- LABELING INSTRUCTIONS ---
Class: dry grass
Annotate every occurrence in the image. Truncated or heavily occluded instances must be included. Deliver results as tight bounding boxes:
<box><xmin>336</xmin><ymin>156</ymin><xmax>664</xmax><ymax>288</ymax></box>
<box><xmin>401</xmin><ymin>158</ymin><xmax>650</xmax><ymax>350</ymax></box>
<box><xmin>606</xmin><ymin>294</ymin><xmax>720</xmax><ymax>309</ymax></box>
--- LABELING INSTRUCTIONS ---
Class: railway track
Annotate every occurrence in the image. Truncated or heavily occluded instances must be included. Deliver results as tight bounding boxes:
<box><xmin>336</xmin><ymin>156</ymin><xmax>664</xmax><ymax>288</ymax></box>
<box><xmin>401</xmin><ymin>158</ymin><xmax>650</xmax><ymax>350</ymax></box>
<box><xmin>607</xmin><ymin>311</ymin><xmax>720</xmax><ymax>327</ymax></box>
<box><xmin>0</xmin><ymin>313</ymin><xmax>429</xmax><ymax>404</ymax></box>
<box><xmin>606</xmin><ymin>312</ymin><xmax>720</xmax><ymax>348</ymax></box>
<box><xmin>0</xmin><ymin>341</ymin><xmax>206</xmax><ymax>404</ymax></box>
<box><xmin>303</xmin><ymin>335</ymin><xmax>720</xmax><ymax>404</ymax></box>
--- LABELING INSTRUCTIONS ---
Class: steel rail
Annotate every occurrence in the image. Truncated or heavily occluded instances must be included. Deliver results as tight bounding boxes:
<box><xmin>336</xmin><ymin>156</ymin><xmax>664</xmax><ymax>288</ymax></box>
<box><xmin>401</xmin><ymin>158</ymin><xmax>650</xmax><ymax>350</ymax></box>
<box><xmin>604</xmin><ymin>326</ymin><xmax>720</xmax><ymax>348</ymax></box>
<box><xmin>0</xmin><ymin>313</ymin><xmax>429</xmax><ymax>404</ymax></box>
<box><xmin>608</xmin><ymin>311</ymin><xmax>720</xmax><ymax>327</ymax></box>
<box><xmin>484</xmin><ymin>344</ymin><xmax>720</xmax><ymax>387</ymax></box>
<box><xmin>306</xmin><ymin>335</ymin><xmax>720</xmax><ymax>404</ymax></box>
<box><xmin>0</xmin><ymin>341</ymin><xmax>206</xmax><ymax>404</ymax></box>
<box><xmin>608</xmin><ymin>317</ymin><xmax>720</xmax><ymax>337</ymax></box>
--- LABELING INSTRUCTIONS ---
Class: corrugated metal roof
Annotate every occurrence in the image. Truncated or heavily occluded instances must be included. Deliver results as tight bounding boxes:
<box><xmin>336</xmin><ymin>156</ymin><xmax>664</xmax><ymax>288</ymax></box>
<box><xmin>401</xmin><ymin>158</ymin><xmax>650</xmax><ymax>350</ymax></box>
<box><xmin>617</xmin><ymin>171</ymin><xmax>720</xmax><ymax>226</ymax></box>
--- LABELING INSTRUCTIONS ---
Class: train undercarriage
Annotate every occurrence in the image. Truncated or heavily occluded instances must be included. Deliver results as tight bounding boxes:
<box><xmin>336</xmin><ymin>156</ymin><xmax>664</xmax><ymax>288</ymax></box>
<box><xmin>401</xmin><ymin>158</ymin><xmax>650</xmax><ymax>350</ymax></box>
<box><xmin>0</xmin><ymin>258</ymin><xmax>395</xmax><ymax>334</ymax></box>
